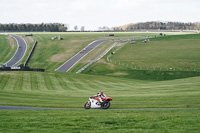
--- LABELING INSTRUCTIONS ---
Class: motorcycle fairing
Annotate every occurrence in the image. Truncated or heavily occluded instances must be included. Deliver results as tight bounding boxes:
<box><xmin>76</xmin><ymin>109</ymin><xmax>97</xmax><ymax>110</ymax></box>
<box><xmin>102</xmin><ymin>97</ymin><xmax>112</xmax><ymax>101</ymax></box>
<box><xmin>89</xmin><ymin>98</ymin><xmax>101</xmax><ymax>108</ymax></box>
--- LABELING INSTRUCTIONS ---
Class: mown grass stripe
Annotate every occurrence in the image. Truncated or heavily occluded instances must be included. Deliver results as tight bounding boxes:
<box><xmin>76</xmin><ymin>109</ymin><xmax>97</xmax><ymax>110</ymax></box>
<box><xmin>14</xmin><ymin>73</ymin><xmax>23</xmax><ymax>91</ymax></box>
<box><xmin>49</xmin><ymin>73</ymin><xmax>63</xmax><ymax>91</ymax></box>
<box><xmin>54</xmin><ymin>73</ymin><xmax>70</xmax><ymax>90</ymax></box>
<box><xmin>64</xmin><ymin>77</ymin><xmax>79</xmax><ymax>91</ymax></box>
<box><xmin>30</xmin><ymin>73</ymin><xmax>38</xmax><ymax>91</ymax></box>
<box><xmin>60</xmin><ymin>77</ymin><xmax>76</xmax><ymax>91</ymax></box>
<box><xmin>67</xmin><ymin>78</ymin><xmax>86</xmax><ymax>90</ymax></box>
<box><xmin>8</xmin><ymin>75</ymin><xmax>20</xmax><ymax>91</ymax></box>
<box><xmin>0</xmin><ymin>75</ymin><xmax>3</xmax><ymax>90</ymax></box>
<box><xmin>22</xmin><ymin>72</ymin><xmax>31</xmax><ymax>91</ymax></box>
<box><xmin>71</xmin><ymin>79</ymin><xmax>91</xmax><ymax>91</ymax></box>
<box><xmin>43</xmin><ymin>73</ymin><xmax>55</xmax><ymax>90</ymax></box>
<box><xmin>78</xmin><ymin>79</ymin><xmax>99</xmax><ymax>91</ymax></box>
<box><xmin>36</xmin><ymin>73</ymin><xmax>48</xmax><ymax>91</ymax></box>
<box><xmin>93</xmin><ymin>81</ymin><xmax>113</xmax><ymax>89</ymax></box>
<box><xmin>1</xmin><ymin>75</ymin><xmax>11</xmax><ymax>91</ymax></box>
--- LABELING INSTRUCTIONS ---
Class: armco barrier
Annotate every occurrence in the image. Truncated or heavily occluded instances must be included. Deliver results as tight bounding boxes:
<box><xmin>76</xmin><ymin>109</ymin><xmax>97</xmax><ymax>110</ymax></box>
<box><xmin>24</xmin><ymin>41</ymin><xmax>37</xmax><ymax>67</ymax></box>
<box><xmin>0</xmin><ymin>67</ymin><xmax>45</xmax><ymax>72</ymax></box>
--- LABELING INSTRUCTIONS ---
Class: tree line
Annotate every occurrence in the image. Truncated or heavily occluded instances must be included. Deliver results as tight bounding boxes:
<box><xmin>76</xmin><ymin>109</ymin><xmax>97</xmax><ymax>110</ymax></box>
<box><xmin>113</xmin><ymin>21</ymin><xmax>200</xmax><ymax>31</ymax></box>
<box><xmin>0</xmin><ymin>23</ymin><xmax>67</xmax><ymax>32</ymax></box>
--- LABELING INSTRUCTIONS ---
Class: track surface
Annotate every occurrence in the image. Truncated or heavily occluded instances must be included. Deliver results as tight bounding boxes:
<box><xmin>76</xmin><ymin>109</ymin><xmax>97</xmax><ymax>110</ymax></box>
<box><xmin>5</xmin><ymin>34</ymin><xmax>27</xmax><ymax>67</ymax></box>
<box><xmin>56</xmin><ymin>39</ymin><xmax>110</xmax><ymax>72</ymax></box>
<box><xmin>0</xmin><ymin>106</ymin><xmax>200</xmax><ymax>110</ymax></box>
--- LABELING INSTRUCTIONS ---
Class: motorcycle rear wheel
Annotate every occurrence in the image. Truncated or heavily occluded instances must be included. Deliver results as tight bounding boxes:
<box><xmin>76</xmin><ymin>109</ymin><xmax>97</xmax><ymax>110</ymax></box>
<box><xmin>101</xmin><ymin>101</ymin><xmax>110</xmax><ymax>109</ymax></box>
<box><xmin>84</xmin><ymin>102</ymin><xmax>91</xmax><ymax>109</ymax></box>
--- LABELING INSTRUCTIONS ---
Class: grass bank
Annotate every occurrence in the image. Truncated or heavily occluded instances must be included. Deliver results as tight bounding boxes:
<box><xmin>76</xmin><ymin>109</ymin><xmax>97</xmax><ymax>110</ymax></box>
<box><xmin>83</xmin><ymin>34</ymin><xmax>200</xmax><ymax>80</ymax></box>
<box><xmin>0</xmin><ymin>35</ymin><xmax>17</xmax><ymax>63</ymax></box>
<box><xmin>12</xmin><ymin>32</ymin><xmax>159</xmax><ymax>71</ymax></box>
<box><xmin>0</xmin><ymin>71</ymin><xmax>200</xmax><ymax>108</ymax></box>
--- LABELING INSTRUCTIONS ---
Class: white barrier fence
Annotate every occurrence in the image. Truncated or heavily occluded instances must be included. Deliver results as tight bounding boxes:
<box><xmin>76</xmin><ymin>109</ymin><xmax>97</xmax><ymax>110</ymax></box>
<box><xmin>107</xmin><ymin>59</ymin><xmax>199</xmax><ymax>72</ymax></box>
<box><xmin>76</xmin><ymin>42</ymin><xmax>118</xmax><ymax>74</ymax></box>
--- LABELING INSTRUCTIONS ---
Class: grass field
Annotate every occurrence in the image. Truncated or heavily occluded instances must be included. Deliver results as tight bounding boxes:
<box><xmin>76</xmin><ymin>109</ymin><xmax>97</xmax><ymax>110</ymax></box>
<box><xmin>0</xmin><ymin>32</ymin><xmax>200</xmax><ymax>132</ymax></box>
<box><xmin>0</xmin><ymin>35</ymin><xmax>17</xmax><ymax>64</ymax></box>
<box><xmin>1</xmin><ymin>109</ymin><xmax>200</xmax><ymax>133</ymax></box>
<box><xmin>83</xmin><ymin>34</ymin><xmax>200</xmax><ymax>80</ymax></box>
<box><xmin>0</xmin><ymin>71</ymin><xmax>200</xmax><ymax>108</ymax></box>
<box><xmin>0</xmin><ymin>71</ymin><xmax>200</xmax><ymax>132</ymax></box>
<box><xmin>109</xmin><ymin>34</ymin><xmax>200</xmax><ymax>70</ymax></box>
<box><xmin>12</xmin><ymin>32</ymin><xmax>159</xmax><ymax>71</ymax></box>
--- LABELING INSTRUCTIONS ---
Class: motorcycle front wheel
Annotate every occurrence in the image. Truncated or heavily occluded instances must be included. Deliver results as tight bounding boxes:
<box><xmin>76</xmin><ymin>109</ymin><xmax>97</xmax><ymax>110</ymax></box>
<box><xmin>84</xmin><ymin>102</ymin><xmax>91</xmax><ymax>109</ymax></box>
<box><xmin>101</xmin><ymin>101</ymin><xmax>110</xmax><ymax>109</ymax></box>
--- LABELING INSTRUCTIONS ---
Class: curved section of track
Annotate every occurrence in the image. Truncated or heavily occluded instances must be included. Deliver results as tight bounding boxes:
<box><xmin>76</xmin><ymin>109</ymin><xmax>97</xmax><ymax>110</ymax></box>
<box><xmin>56</xmin><ymin>39</ymin><xmax>110</xmax><ymax>72</ymax></box>
<box><xmin>5</xmin><ymin>34</ymin><xmax>27</xmax><ymax>67</ymax></box>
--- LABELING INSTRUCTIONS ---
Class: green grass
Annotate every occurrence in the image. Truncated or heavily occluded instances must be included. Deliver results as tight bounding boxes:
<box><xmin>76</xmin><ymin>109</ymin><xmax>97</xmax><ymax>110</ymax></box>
<box><xmin>0</xmin><ymin>109</ymin><xmax>200</xmax><ymax>133</ymax></box>
<box><xmin>0</xmin><ymin>71</ymin><xmax>200</xmax><ymax>132</ymax></box>
<box><xmin>70</xmin><ymin>40</ymin><xmax>116</xmax><ymax>73</ymax></box>
<box><xmin>82</xmin><ymin>34</ymin><xmax>200</xmax><ymax>80</ymax></box>
<box><xmin>0</xmin><ymin>71</ymin><xmax>200</xmax><ymax>108</ymax></box>
<box><xmin>0</xmin><ymin>35</ymin><xmax>17</xmax><ymax>63</ymax></box>
<box><xmin>12</xmin><ymin>32</ymin><xmax>160</xmax><ymax>71</ymax></box>
<box><xmin>1</xmin><ymin>32</ymin><xmax>200</xmax><ymax>132</ymax></box>
<box><xmin>17</xmin><ymin>35</ymin><xmax>35</xmax><ymax>66</ymax></box>
<box><xmin>110</xmin><ymin>34</ymin><xmax>200</xmax><ymax>69</ymax></box>
<box><xmin>0</xmin><ymin>34</ymin><xmax>35</xmax><ymax>67</ymax></box>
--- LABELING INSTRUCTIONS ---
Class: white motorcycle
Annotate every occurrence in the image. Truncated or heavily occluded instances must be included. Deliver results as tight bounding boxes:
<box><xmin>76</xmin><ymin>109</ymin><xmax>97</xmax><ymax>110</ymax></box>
<box><xmin>84</xmin><ymin>96</ymin><xmax>112</xmax><ymax>109</ymax></box>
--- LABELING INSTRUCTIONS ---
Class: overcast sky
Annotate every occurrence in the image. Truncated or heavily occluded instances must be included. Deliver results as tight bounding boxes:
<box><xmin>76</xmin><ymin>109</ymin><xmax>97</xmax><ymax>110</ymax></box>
<box><xmin>1</xmin><ymin>0</ymin><xmax>199</xmax><ymax>30</ymax></box>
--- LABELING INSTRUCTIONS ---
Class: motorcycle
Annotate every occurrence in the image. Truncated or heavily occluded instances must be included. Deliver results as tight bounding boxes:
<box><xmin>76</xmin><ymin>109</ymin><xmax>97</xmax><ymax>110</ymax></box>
<box><xmin>84</xmin><ymin>96</ymin><xmax>112</xmax><ymax>109</ymax></box>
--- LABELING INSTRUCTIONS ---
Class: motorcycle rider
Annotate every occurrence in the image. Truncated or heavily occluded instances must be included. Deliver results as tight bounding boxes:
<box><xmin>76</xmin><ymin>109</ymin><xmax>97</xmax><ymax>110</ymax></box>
<box><xmin>97</xmin><ymin>91</ymin><xmax>106</xmax><ymax>102</ymax></box>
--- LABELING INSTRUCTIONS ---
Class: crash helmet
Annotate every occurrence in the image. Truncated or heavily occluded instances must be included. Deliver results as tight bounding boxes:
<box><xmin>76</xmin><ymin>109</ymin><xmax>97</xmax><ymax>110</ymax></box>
<box><xmin>97</xmin><ymin>91</ymin><xmax>102</xmax><ymax>96</ymax></box>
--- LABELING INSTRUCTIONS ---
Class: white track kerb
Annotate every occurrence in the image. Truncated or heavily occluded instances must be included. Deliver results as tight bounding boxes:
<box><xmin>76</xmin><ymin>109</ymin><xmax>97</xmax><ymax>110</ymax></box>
<box><xmin>15</xmin><ymin>37</ymin><xmax>28</xmax><ymax>66</ymax></box>
<box><xmin>65</xmin><ymin>40</ymin><xmax>108</xmax><ymax>72</ymax></box>
<box><xmin>55</xmin><ymin>40</ymin><xmax>97</xmax><ymax>72</ymax></box>
<box><xmin>55</xmin><ymin>40</ymin><xmax>108</xmax><ymax>72</ymax></box>
<box><xmin>4</xmin><ymin>35</ymin><xmax>19</xmax><ymax>67</ymax></box>
<box><xmin>4</xmin><ymin>34</ymin><xmax>27</xmax><ymax>67</ymax></box>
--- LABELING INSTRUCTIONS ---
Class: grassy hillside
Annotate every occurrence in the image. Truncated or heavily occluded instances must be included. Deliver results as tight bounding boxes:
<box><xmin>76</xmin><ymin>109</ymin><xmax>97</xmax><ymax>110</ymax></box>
<box><xmin>0</xmin><ymin>70</ymin><xmax>200</xmax><ymax>132</ymax></box>
<box><xmin>0</xmin><ymin>35</ymin><xmax>17</xmax><ymax>63</ymax></box>
<box><xmin>13</xmin><ymin>32</ymin><xmax>159</xmax><ymax>71</ymax></box>
<box><xmin>0</xmin><ymin>71</ymin><xmax>200</xmax><ymax>108</ymax></box>
<box><xmin>110</xmin><ymin>34</ymin><xmax>200</xmax><ymax>69</ymax></box>
<box><xmin>83</xmin><ymin>34</ymin><xmax>200</xmax><ymax>80</ymax></box>
<box><xmin>1</xmin><ymin>32</ymin><xmax>200</xmax><ymax>133</ymax></box>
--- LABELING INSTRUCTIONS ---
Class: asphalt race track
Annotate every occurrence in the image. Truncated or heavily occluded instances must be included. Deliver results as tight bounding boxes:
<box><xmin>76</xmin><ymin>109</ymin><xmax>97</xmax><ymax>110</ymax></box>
<box><xmin>5</xmin><ymin>34</ymin><xmax>27</xmax><ymax>67</ymax></box>
<box><xmin>56</xmin><ymin>39</ymin><xmax>110</xmax><ymax>72</ymax></box>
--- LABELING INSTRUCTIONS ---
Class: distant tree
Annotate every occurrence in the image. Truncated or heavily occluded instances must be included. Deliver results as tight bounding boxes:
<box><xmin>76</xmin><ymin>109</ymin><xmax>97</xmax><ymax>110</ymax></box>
<box><xmin>194</xmin><ymin>22</ymin><xmax>200</xmax><ymax>30</ymax></box>
<box><xmin>64</xmin><ymin>24</ymin><xmax>69</xmax><ymax>31</ymax></box>
<box><xmin>113</xmin><ymin>21</ymin><xmax>200</xmax><ymax>31</ymax></box>
<box><xmin>102</xmin><ymin>26</ymin><xmax>110</xmax><ymax>31</ymax></box>
<box><xmin>58</xmin><ymin>26</ymin><xmax>67</xmax><ymax>32</ymax></box>
<box><xmin>81</xmin><ymin>26</ymin><xmax>85</xmax><ymax>31</ymax></box>
<box><xmin>74</xmin><ymin>25</ymin><xmax>78</xmax><ymax>31</ymax></box>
